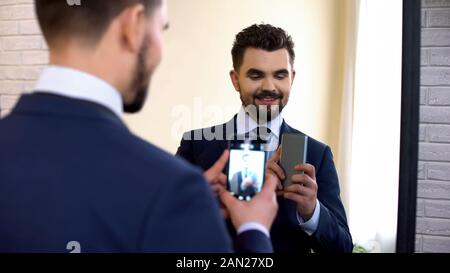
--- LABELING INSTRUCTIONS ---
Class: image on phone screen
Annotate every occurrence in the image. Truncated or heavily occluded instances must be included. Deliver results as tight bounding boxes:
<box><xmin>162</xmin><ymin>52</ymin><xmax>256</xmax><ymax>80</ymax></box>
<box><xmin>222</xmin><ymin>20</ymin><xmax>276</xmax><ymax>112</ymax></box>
<box><xmin>227</xmin><ymin>140</ymin><xmax>266</xmax><ymax>201</ymax></box>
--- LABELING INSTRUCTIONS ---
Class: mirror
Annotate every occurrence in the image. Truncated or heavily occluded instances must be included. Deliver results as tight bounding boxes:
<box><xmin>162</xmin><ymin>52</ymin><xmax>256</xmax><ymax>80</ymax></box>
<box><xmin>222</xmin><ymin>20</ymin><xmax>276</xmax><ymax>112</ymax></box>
<box><xmin>124</xmin><ymin>0</ymin><xmax>420</xmax><ymax>253</ymax></box>
<box><xmin>397</xmin><ymin>0</ymin><xmax>420</xmax><ymax>253</ymax></box>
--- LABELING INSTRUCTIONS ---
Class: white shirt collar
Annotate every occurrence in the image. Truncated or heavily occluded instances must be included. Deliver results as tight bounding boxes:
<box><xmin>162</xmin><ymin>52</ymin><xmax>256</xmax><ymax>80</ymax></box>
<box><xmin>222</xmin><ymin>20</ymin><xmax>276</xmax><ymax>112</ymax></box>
<box><xmin>34</xmin><ymin>65</ymin><xmax>123</xmax><ymax>119</ymax></box>
<box><xmin>236</xmin><ymin>105</ymin><xmax>283</xmax><ymax>138</ymax></box>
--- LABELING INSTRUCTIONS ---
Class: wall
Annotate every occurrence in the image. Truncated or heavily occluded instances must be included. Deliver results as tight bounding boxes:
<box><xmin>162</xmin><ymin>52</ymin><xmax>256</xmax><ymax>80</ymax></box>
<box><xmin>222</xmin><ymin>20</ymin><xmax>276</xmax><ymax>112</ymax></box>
<box><xmin>417</xmin><ymin>0</ymin><xmax>450</xmax><ymax>253</ymax></box>
<box><xmin>0</xmin><ymin>0</ymin><xmax>47</xmax><ymax>118</ymax></box>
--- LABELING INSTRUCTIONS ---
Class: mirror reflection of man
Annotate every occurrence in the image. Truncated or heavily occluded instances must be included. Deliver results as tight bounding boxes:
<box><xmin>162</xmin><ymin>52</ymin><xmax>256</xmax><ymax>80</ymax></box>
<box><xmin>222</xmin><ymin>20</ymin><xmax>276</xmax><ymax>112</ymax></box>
<box><xmin>230</xmin><ymin>154</ymin><xmax>259</xmax><ymax>197</ymax></box>
<box><xmin>177</xmin><ymin>24</ymin><xmax>353</xmax><ymax>253</ymax></box>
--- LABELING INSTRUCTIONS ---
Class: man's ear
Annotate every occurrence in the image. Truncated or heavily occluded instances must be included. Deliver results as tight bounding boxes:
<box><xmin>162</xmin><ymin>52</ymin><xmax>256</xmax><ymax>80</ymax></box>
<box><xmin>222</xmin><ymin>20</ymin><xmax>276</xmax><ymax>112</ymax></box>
<box><xmin>120</xmin><ymin>4</ymin><xmax>146</xmax><ymax>53</ymax></box>
<box><xmin>291</xmin><ymin>69</ymin><xmax>296</xmax><ymax>85</ymax></box>
<box><xmin>229</xmin><ymin>70</ymin><xmax>240</xmax><ymax>92</ymax></box>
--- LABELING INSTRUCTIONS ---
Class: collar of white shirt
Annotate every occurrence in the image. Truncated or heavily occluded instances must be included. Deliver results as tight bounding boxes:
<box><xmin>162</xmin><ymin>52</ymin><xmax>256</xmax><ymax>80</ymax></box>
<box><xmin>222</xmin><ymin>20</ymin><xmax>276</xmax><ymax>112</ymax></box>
<box><xmin>34</xmin><ymin>65</ymin><xmax>124</xmax><ymax>119</ymax></box>
<box><xmin>236</xmin><ymin>105</ymin><xmax>283</xmax><ymax>139</ymax></box>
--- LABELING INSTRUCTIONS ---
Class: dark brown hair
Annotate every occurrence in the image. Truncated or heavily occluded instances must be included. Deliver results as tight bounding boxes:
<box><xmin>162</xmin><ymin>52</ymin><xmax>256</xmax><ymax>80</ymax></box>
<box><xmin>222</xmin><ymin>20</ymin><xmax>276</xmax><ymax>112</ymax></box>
<box><xmin>231</xmin><ymin>24</ymin><xmax>295</xmax><ymax>71</ymax></box>
<box><xmin>35</xmin><ymin>0</ymin><xmax>162</xmax><ymax>46</ymax></box>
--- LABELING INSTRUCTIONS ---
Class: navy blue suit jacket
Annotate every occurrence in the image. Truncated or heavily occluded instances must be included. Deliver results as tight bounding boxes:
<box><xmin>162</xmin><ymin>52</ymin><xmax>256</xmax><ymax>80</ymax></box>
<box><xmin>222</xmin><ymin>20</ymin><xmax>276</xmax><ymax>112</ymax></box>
<box><xmin>0</xmin><ymin>93</ymin><xmax>272</xmax><ymax>253</ymax></box>
<box><xmin>176</xmin><ymin>117</ymin><xmax>353</xmax><ymax>253</ymax></box>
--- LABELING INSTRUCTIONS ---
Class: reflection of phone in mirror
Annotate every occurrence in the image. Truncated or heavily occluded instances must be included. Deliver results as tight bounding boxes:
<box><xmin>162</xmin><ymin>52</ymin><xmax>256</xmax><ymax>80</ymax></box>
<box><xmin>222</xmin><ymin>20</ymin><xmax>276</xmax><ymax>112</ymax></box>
<box><xmin>226</xmin><ymin>140</ymin><xmax>266</xmax><ymax>201</ymax></box>
<box><xmin>280</xmin><ymin>133</ymin><xmax>308</xmax><ymax>188</ymax></box>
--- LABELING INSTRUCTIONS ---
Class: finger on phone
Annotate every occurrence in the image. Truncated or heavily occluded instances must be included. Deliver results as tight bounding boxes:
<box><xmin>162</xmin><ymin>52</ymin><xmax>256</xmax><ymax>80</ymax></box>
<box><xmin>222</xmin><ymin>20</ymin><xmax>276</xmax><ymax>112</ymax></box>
<box><xmin>205</xmin><ymin>150</ymin><xmax>229</xmax><ymax>181</ymax></box>
<box><xmin>277</xmin><ymin>181</ymin><xmax>283</xmax><ymax>190</ymax></box>
<box><xmin>267</xmin><ymin>161</ymin><xmax>285</xmax><ymax>180</ymax></box>
<box><xmin>219</xmin><ymin>190</ymin><xmax>239</xmax><ymax>211</ymax></box>
<box><xmin>294</xmin><ymin>163</ymin><xmax>316</xmax><ymax>180</ymax></box>
<box><xmin>218</xmin><ymin>173</ymin><xmax>227</xmax><ymax>186</ymax></box>
<box><xmin>260</xmin><ymin>172</ymin><xmax>278</xmax><ymax>196</ymax></box>
<box><xmin>283</xmin><ymin>191</ymin><xmax>304</xmax><ymax>203</ymax></box>
<box><xmin>284</xmin><ymin>183</ymin><xmax>312</xmax><ymax>197</ymax></box>
<box><xmin>212</xmin><ymin>184</ymin><xmax>225</xmax><ymax>195</ymax></box>
<box><xmin>269</xmin><ymin>146</ymin><xmax>282</xmax><ymax>162</ymax></box>
<box><xmin>291</xmin><ymin>173</ymin><xmax>312</xmax><ymax>186</ymax></box>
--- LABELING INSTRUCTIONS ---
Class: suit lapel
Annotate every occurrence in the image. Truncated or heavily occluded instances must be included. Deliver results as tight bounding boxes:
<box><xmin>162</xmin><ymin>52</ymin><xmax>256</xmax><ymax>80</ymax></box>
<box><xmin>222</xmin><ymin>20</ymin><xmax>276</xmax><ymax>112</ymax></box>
<box><xmin>278</xmin><ymin>120</ymin><xmax>297</xmax><ymax>144</ymax></box>
<box><xmin>218</xmin><ymin>114</ymin><xmax>238</xmax><ymax>150</ymax></box>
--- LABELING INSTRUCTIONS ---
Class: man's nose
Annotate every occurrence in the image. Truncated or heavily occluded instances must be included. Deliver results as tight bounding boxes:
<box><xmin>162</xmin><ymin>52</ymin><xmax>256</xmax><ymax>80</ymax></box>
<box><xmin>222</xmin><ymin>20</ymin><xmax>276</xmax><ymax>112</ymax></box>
<box><xmin>261</xmin><ymin>78</ymin><xmax>276</xmax><ymax>91</ymax></box>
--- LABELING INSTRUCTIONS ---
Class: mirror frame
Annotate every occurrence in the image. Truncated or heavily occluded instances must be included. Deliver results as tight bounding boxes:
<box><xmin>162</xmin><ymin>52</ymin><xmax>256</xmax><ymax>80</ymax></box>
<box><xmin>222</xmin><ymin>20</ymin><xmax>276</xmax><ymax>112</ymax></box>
<box><xmin>396</xmin><ymin>0</ymin><xmax>421</xmax><ymax>253</ymax></box>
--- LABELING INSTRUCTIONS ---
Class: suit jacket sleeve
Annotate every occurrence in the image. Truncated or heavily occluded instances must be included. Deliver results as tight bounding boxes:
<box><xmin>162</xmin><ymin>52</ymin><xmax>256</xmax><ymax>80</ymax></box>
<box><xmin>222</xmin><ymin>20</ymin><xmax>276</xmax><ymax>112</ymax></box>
<box><xmin>234</xmin><ymin>230</ymin><xmax>273</xmax><ymax>253</ymax></box>
<box><xmin>312</xmin><ymin>146</ymin><xmax>353</xmax><ymax>253</ymax></box>
<box><xmin>158</xmin><ymin>147</ymin><xmax>273</xmax><ymax>253</ymax></box>
<box><xmin>140</xmin><ymin>168</ymin><xmax>232</xmax><ymax>252</ymax></box>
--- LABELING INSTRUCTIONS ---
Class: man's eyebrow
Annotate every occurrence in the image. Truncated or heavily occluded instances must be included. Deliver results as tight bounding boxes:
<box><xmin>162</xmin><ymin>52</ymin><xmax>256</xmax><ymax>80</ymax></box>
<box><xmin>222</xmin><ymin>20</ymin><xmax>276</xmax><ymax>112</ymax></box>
<box><xmin>274</xmin><ymin>69</ymin><xmax>289</xmax><ymax>74</ymax></box>
<box><xmin>246</xmin><ymin>68</ymin><xmax>264</xmax><ymax>75</ymax></box>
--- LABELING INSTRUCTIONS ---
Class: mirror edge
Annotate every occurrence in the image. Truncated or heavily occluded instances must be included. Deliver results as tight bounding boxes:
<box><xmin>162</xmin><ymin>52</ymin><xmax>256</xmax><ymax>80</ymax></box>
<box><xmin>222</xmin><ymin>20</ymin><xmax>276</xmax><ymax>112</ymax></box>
<box><xmin>396</xmin><ymin>0</ymin><xmax>421</xmax><ymax>253</ymax></box>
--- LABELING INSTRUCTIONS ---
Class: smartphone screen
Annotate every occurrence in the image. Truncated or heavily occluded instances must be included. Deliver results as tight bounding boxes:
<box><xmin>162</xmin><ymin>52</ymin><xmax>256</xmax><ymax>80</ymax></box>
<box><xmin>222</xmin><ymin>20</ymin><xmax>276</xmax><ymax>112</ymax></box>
<box><xmin>280</xmin><ymin>133</ymin><xmax>308</xmax><ymax>188</ymax></box>
<box><xmin>227</xmin><ymin>140</ymin><xmax>266</xmax><ymax>201</ymax></box>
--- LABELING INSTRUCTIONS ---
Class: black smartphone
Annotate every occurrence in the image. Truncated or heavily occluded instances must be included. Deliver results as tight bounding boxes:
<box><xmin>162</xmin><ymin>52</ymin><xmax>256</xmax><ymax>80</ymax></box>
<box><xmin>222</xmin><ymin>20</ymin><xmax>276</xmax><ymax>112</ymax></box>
<box><xmin>280</xmin><ymin>133</ymin><xmax>308</xmax><ymax>188</ymax></box>
<box><xmin>226</xmin><ymin>140</ymin><xmax>267</xmax><ymax>201</ymax></box>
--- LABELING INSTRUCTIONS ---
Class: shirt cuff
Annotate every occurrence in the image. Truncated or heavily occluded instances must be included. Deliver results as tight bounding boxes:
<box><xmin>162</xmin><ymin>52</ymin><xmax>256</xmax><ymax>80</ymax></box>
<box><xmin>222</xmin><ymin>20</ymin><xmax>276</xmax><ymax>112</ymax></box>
<box><xmin>296</xmin><ymin>199</ymin><xmax>321</xmax><ymax>236</ymax></box>
<box><xmin>237</xmin><ymin>222</ymin><xmax>270</xmax><ymax>238</ymax></box>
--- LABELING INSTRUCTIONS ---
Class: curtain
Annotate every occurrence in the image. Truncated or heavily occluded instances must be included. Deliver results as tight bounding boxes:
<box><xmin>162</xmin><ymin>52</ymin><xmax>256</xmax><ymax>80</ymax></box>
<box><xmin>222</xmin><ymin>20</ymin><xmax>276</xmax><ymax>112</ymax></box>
<box><xmin>340</xmin><ymin>0</ymin><xmax>403</xmax><ymax>253</ymax></box>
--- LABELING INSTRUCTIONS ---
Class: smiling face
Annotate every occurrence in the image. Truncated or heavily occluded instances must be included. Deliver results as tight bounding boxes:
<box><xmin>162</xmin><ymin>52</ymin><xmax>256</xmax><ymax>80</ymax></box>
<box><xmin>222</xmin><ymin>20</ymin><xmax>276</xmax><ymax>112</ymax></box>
<box><xmin>230</xmin><ymin>47</ymin><xmax>295</xmax><ymax>122</ymax></box>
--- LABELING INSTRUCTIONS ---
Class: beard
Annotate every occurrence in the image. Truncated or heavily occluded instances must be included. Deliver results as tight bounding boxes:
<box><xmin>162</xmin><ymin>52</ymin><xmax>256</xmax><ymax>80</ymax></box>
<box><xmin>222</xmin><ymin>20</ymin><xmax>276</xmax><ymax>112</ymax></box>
<box><xmin>240</xmin><ymin>89</ymin><xmax>285</xmax><ymax>122</ymax></box>
<box><xmin>123</xmin><ymin>36</ymin><xmax>151</xmax><ymax>113</ymax></box>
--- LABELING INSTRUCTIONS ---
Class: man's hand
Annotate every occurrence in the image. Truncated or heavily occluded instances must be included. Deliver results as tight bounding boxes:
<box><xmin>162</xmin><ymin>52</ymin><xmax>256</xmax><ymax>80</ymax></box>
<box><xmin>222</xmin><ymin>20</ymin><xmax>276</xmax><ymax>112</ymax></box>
<box><xmin>266</xmin><ymin>147</ymin><xmax>284</xmax><ymax>195</ymax></box>
<box><xmin>219</xmin><ymin>171</ymin><xmax>279</xmax><ymax>231</ymax></box>
<box><xmin>203</xmin><ymin>150</ymin><xmax>229</xmax><ymax>218</ymax></box>
<box><xmin>204</xmin><ymin>150</ymin><xmax>229</xmax><ymax>194</ymax></box>
<box><xmin>283</xmin><ymin>164</ymin><xmax>318</xmax><ymax>221</ymax></box>
<box><xmin>266</xmin><ymin>146</ymin><xmax>318</xmax><ymax>221</ymax></box>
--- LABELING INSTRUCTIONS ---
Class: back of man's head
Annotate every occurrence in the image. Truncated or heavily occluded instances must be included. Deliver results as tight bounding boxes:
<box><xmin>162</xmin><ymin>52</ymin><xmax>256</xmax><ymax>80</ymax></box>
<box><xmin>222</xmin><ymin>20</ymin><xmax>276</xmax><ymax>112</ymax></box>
<box><xmin>34</xmin><ymin>0</ymin><xmax>167</xmax><ymax>114</ymax></box>
<box><xmin>35</xmin><ymin>0</ymin><xmax>162</xmax><ymax>48</ymax></box>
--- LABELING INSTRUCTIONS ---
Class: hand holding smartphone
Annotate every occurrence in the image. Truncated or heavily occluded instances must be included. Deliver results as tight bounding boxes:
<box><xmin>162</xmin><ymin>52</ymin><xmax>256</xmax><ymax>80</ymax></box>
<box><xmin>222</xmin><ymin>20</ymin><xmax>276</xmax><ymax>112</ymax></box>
<box><xmin>279</xmin><ymin>133</ymin><xmax>308</xmax><ymax>188</ymax></box>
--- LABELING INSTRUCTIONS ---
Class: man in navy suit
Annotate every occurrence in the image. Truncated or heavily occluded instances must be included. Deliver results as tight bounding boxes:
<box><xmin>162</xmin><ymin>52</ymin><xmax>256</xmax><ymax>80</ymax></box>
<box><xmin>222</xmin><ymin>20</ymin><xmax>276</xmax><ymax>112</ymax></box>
<box><xmin>0</xmin><ymin>0</ymin><xmax>279</xmax><ymax>252</ymax></box>
<box><xmin>230</xmin><ymin>153</ymin><xmax>260</xmax><ymax>197</ymax></box>
<box><xmin>176</xmin><ymin>24</ymin><xmax>353</xmax><ymax>253</ymax></box>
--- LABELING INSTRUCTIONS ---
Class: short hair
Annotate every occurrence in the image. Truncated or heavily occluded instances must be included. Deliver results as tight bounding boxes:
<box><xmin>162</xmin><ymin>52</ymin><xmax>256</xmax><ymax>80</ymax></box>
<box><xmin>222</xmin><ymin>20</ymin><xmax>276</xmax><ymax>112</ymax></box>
<box><xmin>35</xmin><ymin>0</ymin><xmax>162</xmax><ymax>46</ymax></box>
<box><xmin>231</xmin><ymin>24</ymin><xmax>295</xmax><ymax>71</ymax></box>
